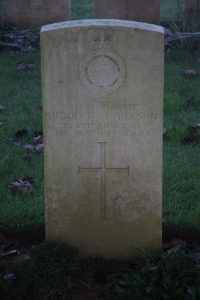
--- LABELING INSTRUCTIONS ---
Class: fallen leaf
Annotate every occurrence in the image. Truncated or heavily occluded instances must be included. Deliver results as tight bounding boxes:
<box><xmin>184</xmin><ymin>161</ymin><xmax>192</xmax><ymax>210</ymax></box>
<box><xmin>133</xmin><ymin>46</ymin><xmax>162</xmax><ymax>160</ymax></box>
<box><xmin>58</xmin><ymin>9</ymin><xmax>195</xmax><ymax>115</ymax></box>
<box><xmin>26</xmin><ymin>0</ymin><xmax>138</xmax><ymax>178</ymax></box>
<box><xmin>17</xmin><ymin>62</ymin><xmax>36</xmax><ymax>70</ymax></box>
<box><xmin>26</xmin><ymin>63</ymin><xmax>36</xmax><ymax>70</ymax></box>
<box><xmin>24</xmin><ymin>144</ymin><xmax>35</xmax><ymax>151</ymax></box>
<box><xmin>14</xmin><ymin>129</ymin><xmax>28</xmax><ymax>139</ymax></box>
<box><xmin>8</xmin><ymin>178</ymin><xmax>34</xmax><ymax>194</ymax></box>
<box><xmin>33</xmin><ymin>134</ymin><xmax>43</xmax><ymax>144</ymax></box>
<box><xmin>21</xmin><ymin>176</ymin><xmax>34</xmax><ymax>184</ymax></box>
<box><xmin>35</xmin><ymin>143</ymin><xmax>43</xmax><ymax>153</ymax></box>
<box><xmin>182</xmin><ymin>69</ymin><xmax>198</xmax><ymax>77</ymax></box>
<box><xmin>7</xmin><ymin>140</ymin><xmax>21</xmax><ymax>146</ymax></box>
<box><xmin>3</xmin><ymin>272</ymin><xmax>17</xmax><ymax>280</ymax></box>
<box><xmin>17</xmin><ymin>62</ymin><xmax>27</xmax><ymax>70</ymax></box>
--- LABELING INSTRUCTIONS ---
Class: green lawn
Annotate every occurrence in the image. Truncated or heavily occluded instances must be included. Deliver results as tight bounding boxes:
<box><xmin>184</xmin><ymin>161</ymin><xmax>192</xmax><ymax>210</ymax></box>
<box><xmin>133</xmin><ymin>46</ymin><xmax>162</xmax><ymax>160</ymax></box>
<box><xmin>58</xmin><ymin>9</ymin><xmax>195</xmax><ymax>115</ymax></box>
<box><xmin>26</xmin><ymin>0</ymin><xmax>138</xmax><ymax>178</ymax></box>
<box><xmin>0</xmin><ymin>1</ymin><xmax>200</xmax><ymax>237</ymax></box>
<box><xmin>163</xmin><ymin>50</ymin><xmax>200</xmax><ymax>231</ymax></box>
<box><xmin>0</xmin><ymin>52</ymin><xmax>44</xmax><ymax>230</ymax></box>
<box><xmin>1</xmin><ymin>48</ymin><xmax>200</xmax><ymax>238</ymax></box>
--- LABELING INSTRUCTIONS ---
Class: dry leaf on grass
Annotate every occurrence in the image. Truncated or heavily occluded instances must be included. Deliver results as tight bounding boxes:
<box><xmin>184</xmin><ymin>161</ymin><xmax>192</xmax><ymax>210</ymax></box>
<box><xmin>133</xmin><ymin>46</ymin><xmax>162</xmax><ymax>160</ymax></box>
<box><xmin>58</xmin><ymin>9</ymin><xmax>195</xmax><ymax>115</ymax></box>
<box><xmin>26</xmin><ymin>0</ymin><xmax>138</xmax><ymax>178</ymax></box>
<box><xmin>182</xmin><ymin>69</ymin><xmax>198</xmax><ymax>77</ymax></box>
<box><xmin>8</xmin><ymin>177</ymin><xmax>34</xmax><ymax>194</ymax></box>
<box><xmin>7</xmin><ymin>140</ymin><xmax>21</xmax><ymax>146</ymax></box>
<box><xmin>24</xmin><ymin>144</ymin><xmax>35</xmax><ymax>151</ymax></box>
<box><xmin>17</xmin><ymin>62</ymin><xmax>36</xmax><ymax>71</ymax></box>
<box><xmin>21</xmin><ymin>176</ymin><xmax>34</xmax><ymax>184</ymax></box>
<box><xmin>26</xmin><ymin>63</ymin><xmax>36</xmax><ymax>70</ymax></box>
<box><xmin>35</xmin><ymin>143</ymin><xmax>43</xmax><ymax>153</ymax></box>
<box><xmin>17</xmin><ymin>62</ymin><xmax>27</xmax><ymax>70</ymax></box>
<box><xmin>9</xmin><ymin>180</ymin><xmax>33</xmax><ymax>193</ymax></box>
<box><xmin>33</xmin><ymin>135</ymin><xmax>43</xmax><ymax>144</ymax></box>
<box><xmin>24</xmin><ymin>143</ymin><xmax>43</xmax><ymax>154</ymax></box>
<box><xmin>3</xmin><ymin>272</ymin><xmax>17</xmax><ymax>280</ymax></box>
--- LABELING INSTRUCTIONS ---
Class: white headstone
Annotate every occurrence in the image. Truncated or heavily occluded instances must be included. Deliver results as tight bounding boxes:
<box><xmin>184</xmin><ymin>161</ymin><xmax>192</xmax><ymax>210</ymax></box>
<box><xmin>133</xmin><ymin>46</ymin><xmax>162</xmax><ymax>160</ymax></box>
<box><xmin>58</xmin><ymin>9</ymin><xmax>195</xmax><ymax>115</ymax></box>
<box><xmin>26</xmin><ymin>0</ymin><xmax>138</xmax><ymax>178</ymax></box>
<box><xmin>41</xmin><ymin>20</ymin><xmax>164</xmax><ymax>258</ymax></box>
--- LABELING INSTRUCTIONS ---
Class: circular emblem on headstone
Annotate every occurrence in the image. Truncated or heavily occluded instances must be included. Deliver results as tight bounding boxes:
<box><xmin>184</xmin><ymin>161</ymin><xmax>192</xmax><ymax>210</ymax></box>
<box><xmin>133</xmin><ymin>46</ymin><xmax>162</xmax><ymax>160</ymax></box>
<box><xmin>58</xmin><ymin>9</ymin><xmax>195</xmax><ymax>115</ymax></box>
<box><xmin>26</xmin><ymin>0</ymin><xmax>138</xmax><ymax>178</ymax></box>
<box><xmin>79</xmin><ymin>49</ymin><xmax>126</xmax><ymax>97</ymax></box>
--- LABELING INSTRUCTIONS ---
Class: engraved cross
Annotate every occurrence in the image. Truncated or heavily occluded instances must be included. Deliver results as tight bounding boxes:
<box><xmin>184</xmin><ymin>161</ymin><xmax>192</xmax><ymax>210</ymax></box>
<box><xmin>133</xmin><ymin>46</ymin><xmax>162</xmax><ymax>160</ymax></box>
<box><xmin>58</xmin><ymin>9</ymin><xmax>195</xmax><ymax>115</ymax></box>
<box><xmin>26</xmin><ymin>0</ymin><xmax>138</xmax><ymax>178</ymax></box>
<box><xmin>78</xmin><ymin>142</ymin><xmax>129</xmax><ymax>220</ymax></box>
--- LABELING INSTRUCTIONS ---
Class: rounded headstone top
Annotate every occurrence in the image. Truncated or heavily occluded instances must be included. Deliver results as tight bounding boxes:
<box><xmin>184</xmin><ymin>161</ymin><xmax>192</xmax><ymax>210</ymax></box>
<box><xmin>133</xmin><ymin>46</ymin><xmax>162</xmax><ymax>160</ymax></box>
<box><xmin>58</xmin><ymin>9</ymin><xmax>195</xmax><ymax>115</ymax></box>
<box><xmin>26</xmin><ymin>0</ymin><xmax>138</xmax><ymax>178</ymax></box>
<box><xmin>41</xmin><ymin>19</ymin><xmax>164</xmax><ymax>34</ymax></box>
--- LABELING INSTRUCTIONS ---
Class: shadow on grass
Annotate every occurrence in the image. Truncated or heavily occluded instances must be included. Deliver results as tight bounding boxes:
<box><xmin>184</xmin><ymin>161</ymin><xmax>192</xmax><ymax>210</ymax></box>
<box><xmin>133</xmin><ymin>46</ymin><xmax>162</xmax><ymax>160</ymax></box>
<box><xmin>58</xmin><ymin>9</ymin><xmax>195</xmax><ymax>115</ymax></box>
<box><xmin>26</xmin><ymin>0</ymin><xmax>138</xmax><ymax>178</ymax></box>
<box><xmin>163</xmin><ymin>224</ymin><xmax>200</xmax><ymax>243</ymax></box>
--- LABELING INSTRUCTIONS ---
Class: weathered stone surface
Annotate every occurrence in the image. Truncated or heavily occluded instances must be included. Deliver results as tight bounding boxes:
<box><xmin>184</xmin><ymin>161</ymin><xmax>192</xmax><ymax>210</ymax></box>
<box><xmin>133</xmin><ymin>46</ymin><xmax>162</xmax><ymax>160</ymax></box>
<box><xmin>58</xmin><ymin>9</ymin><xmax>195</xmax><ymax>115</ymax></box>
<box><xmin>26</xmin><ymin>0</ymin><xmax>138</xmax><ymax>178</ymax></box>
<box><xmin>1</xmin><ymin>0</ymin><xmax>71</xmax><ymax>29</ymax></box>
<box><xmin>41</xmin><ymin>20</ymin><xmax>164</xmax><ymax>258</ymax></box>
<box><xmin>94</xmin><ymin>0</ymin><xmax>160</xmax><ymax>24</ymax></box>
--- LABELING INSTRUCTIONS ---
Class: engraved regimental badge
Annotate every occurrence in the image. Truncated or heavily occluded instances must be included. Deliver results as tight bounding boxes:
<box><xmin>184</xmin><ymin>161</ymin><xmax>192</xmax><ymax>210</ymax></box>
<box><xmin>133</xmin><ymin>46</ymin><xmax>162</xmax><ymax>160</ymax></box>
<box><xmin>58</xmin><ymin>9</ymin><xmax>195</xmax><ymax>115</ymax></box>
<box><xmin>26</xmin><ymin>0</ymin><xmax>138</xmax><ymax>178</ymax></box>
<box><xmin>79</xmin><ymin>29</ymin><xmax>126</xmax><ymax>97</ymax></box>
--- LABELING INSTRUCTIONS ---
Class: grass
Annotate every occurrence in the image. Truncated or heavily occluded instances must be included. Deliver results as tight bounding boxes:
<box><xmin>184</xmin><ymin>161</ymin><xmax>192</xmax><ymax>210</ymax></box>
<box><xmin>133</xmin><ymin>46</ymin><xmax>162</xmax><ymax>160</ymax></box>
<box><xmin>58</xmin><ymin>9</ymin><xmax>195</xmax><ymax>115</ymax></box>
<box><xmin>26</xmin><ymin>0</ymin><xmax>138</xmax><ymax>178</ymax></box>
<box><xmin>0</xmin><ymin>2</ymin><xmax>200</xmax><ymax>235</ymax></box>
<box><xmin>1</xmin><ymin>49</ymin><xmax>200</xmax><ymax>236</ymax></box>
<box><xmin>0</xmin><ymin>52</ymin><xmax>44</xmax><ymax>230</ymax></box>
<box><xmin>0</xmin><ymin>242</ymin><xmax>88</xmax><ymax>299</ymax></box>
<box><xmin>1</xmin><ymin>242</ymin><xmax>200</xmax><ymax>299</ymax></box>
<box><xmin>163</xmin><ymin>50</ymin><xmax>200</xmax><ymax>230</ymax></box>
